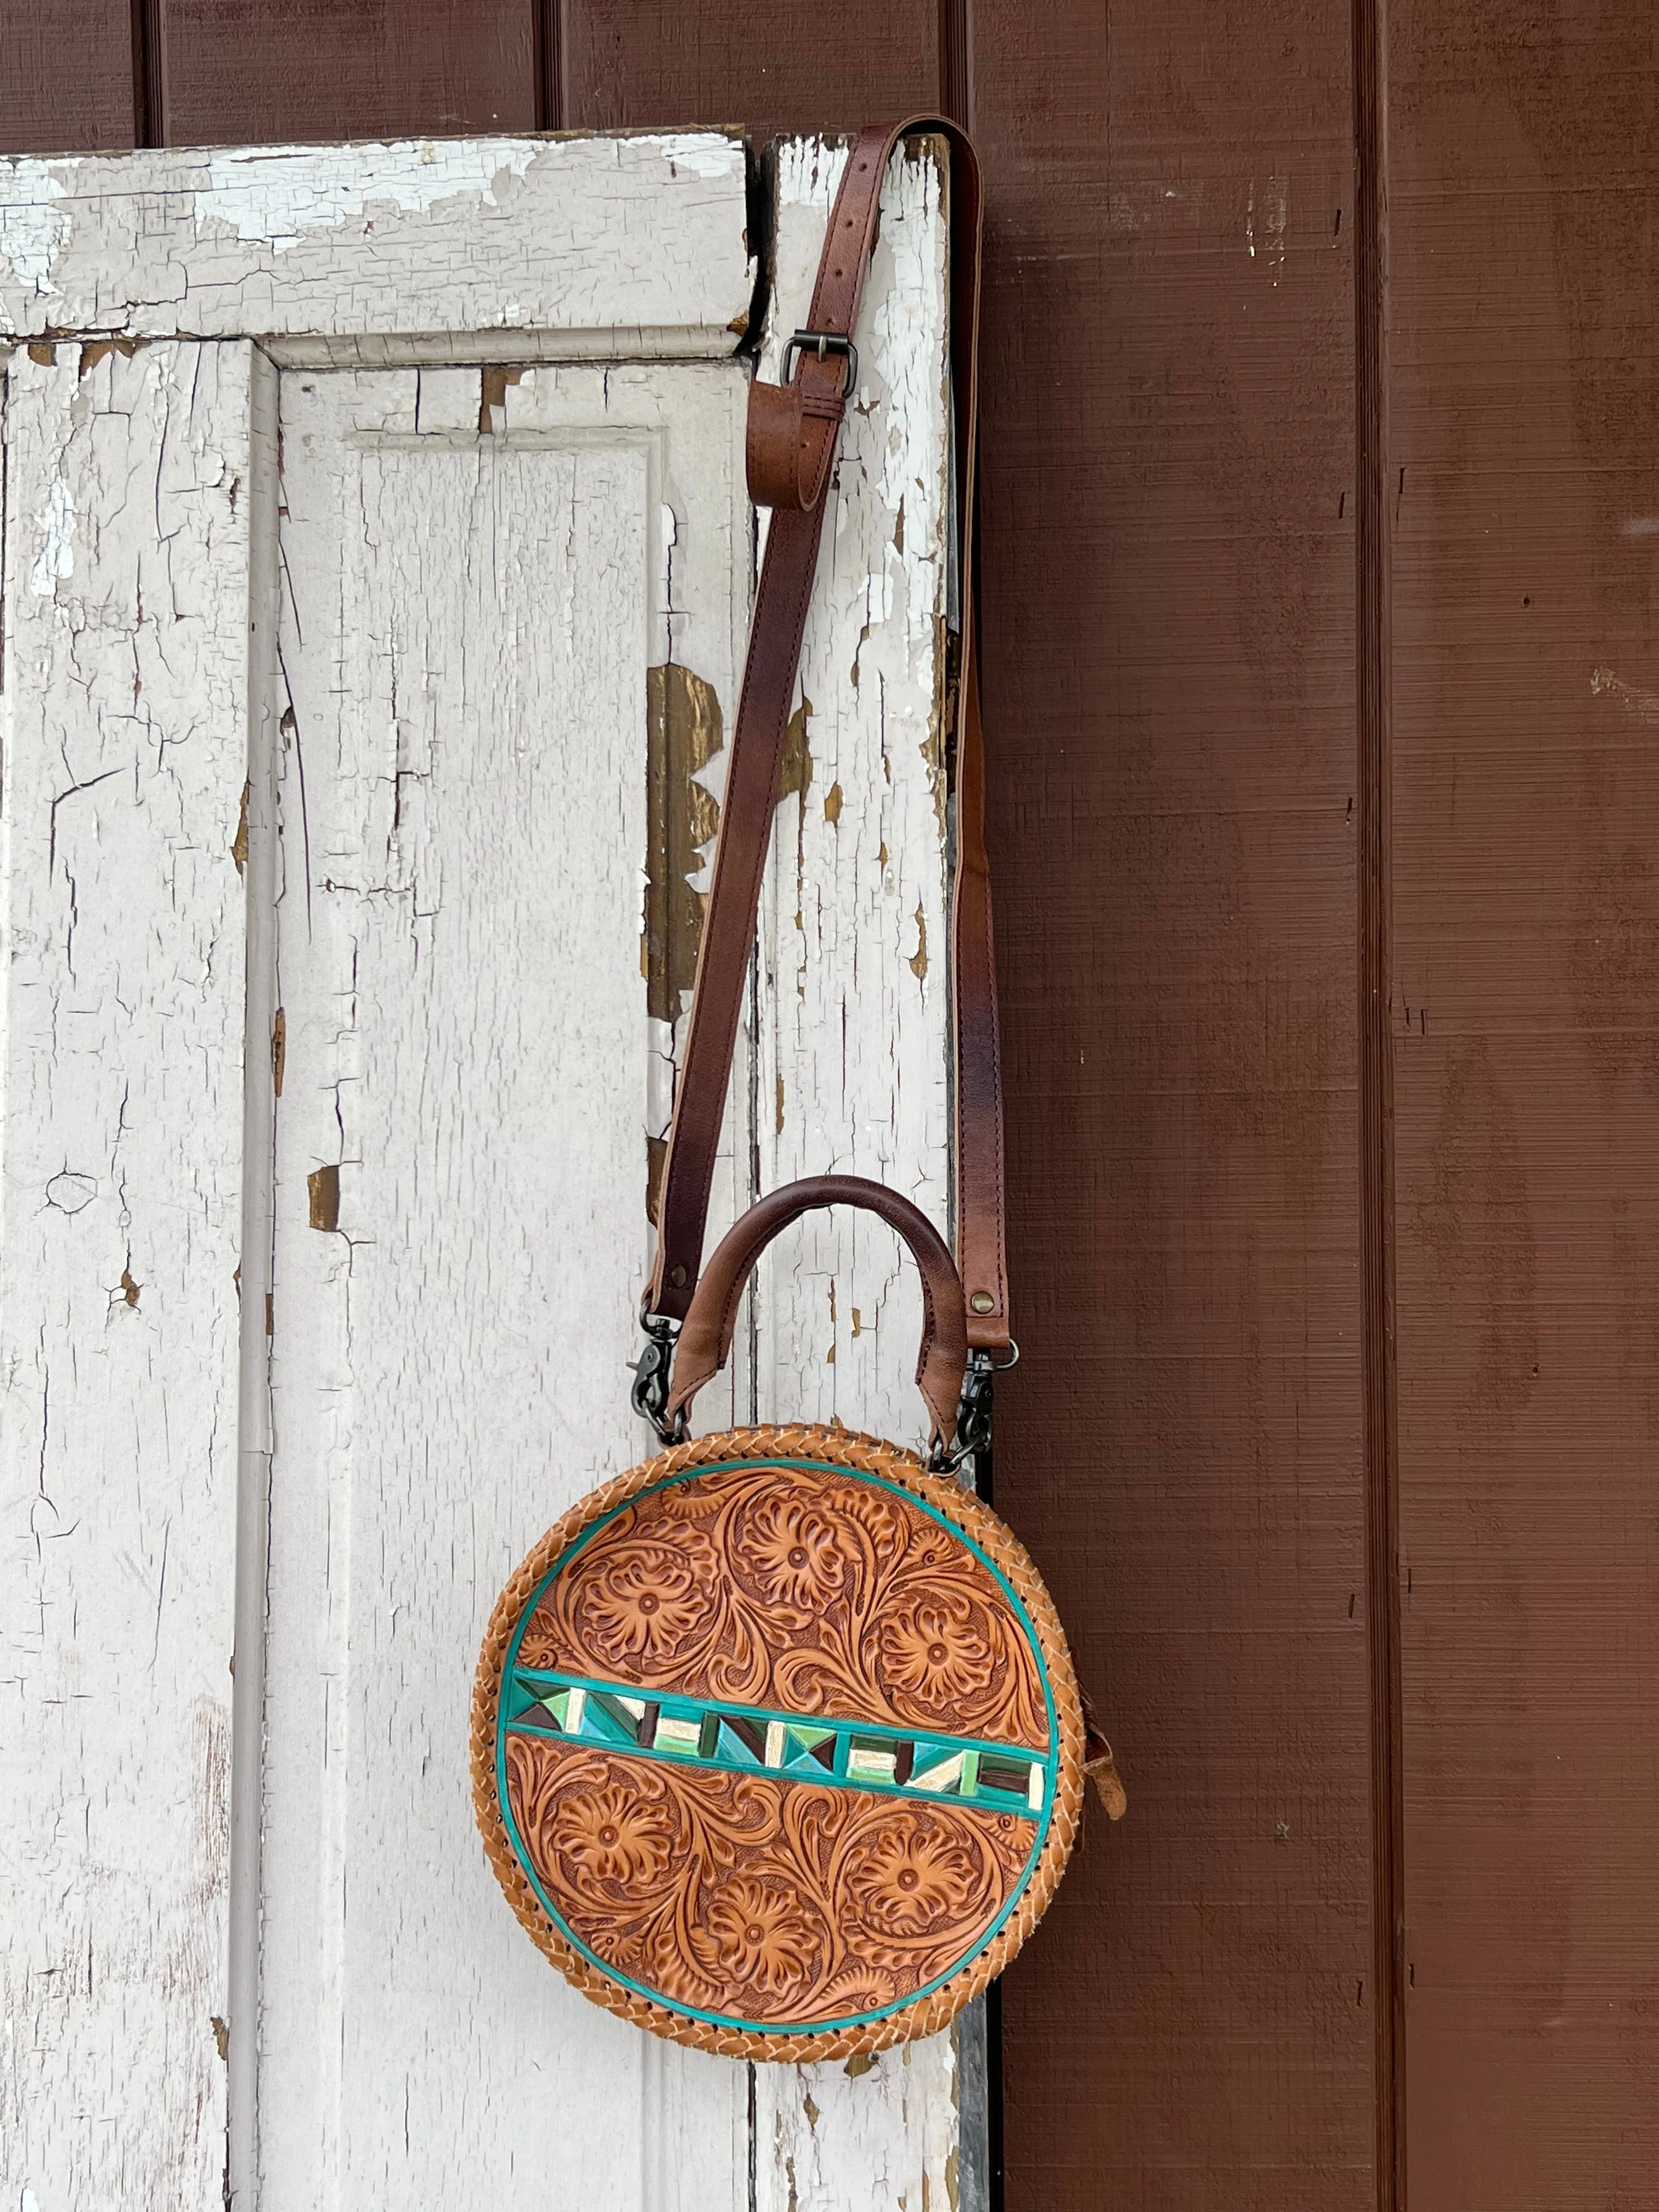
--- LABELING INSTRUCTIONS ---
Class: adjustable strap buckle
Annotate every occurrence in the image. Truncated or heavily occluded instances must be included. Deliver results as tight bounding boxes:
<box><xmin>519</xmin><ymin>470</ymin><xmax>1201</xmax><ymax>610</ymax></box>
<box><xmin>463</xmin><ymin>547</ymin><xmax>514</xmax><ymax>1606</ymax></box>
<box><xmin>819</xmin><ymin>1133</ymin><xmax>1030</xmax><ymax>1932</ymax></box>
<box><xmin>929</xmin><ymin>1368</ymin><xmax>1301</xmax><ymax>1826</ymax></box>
<box><xmin>630</xmin><ymin>1308</ymin><xmax>687</xmax><ymax>1446</ymax></box>
<box><xmin>782</xmin><ymin>329</ymin><xmax>859</xmax><ymax>400</ymax></box>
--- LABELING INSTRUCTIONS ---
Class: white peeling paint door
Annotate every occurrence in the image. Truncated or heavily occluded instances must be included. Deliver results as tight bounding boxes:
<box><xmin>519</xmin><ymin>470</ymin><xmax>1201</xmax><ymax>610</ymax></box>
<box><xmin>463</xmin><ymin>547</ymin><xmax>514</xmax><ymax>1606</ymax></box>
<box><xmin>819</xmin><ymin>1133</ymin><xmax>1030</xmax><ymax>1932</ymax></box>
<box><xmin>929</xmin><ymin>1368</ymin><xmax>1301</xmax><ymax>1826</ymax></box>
<box><xmin>0</xmin><ymin>131</ymin><xmax>961</xmax><ymax>2212</ymax></box>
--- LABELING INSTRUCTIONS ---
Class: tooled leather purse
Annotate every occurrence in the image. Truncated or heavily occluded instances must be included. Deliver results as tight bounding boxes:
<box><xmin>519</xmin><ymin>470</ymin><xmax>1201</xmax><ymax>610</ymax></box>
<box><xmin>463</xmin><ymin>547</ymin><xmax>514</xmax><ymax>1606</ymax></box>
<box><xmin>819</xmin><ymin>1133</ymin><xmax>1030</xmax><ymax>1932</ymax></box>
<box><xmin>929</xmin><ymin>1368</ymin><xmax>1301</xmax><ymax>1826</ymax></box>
<box><xmin>472</xmin><ymin>119</ymin><xmax>1120</xmax><ymax>2061</ymax></box>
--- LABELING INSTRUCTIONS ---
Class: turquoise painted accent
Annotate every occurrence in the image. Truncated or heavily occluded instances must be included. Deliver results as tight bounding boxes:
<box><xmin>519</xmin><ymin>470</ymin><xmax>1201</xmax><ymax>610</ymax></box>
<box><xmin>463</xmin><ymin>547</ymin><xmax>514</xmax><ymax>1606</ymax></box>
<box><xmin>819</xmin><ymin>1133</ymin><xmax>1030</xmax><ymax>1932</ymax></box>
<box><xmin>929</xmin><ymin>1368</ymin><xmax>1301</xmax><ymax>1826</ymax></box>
<box><xmin>505</xmin><ymin>1676</ymin><xmax>548</xmax><ymax>1724</ymax></box>
<box><xmin>514</xmin><ymin>1660</ymin><xmax>1050</xmax><ymax>1767</ymax></box>
<box><xmin>716</xmin><ymin>1719</ymin><xmax>761</xmax><ymax>1768</ymax></box>
<box><xmin>505</xmin><ymin>1663</ymin><xmax>1048</xmax><ymax>1815</ymax></box>
<box><xmin>494</xmin><ymin>1457</ymin><xmax>1060</xmax><ymax>2036</ymax></box>
<box><xmin>781</xmin><ymin>1726</ymin><xmax>833</xmax><ymax>1775</ymax></box>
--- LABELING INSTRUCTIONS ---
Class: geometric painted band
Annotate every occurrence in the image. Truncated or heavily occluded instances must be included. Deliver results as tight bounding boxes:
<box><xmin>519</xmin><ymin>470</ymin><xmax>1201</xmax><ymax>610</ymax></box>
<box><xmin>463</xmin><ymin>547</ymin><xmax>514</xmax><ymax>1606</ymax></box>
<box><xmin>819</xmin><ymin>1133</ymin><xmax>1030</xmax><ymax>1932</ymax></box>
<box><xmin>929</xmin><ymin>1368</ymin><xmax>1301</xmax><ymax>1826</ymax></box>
<box><xmin>505</xmin><ymin>1664</ymin><xmax>1052</xmax><ymax>1820</ymax></box>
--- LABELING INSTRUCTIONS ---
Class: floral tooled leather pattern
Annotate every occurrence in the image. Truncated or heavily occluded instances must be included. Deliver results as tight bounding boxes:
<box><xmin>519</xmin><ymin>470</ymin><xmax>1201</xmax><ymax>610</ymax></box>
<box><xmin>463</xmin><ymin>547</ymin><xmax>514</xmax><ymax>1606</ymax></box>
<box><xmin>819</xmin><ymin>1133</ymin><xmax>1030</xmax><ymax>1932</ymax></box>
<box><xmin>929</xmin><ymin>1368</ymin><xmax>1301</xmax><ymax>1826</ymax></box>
<box><xmin>516</xmin><ymin>1460</ymin><xmax>1047</xmax><ymax>1750</ymax></box>
<box><xmin>505</xmin><ymin>1735</ymin><xmax>1035</xmax><ymax>2025</ymax></box>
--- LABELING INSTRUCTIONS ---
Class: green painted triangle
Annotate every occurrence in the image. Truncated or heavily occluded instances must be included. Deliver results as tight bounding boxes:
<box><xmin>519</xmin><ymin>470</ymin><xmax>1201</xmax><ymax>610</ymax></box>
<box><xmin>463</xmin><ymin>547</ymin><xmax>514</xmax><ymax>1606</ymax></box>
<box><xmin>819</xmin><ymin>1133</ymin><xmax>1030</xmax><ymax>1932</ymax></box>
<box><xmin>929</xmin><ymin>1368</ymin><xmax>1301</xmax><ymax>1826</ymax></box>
<box><xmin>506</xmin><ymin>1676</ymin><xmax>550</xmax><ymax>1723</ymax></box>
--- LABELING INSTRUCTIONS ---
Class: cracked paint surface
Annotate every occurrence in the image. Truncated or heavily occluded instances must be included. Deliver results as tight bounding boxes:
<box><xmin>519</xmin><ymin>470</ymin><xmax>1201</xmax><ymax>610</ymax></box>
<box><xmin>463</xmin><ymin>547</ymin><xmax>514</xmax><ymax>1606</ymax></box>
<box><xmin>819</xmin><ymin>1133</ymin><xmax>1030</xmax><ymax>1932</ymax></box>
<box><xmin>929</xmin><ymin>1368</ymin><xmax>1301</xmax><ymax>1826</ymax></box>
<box><xmin>0</xmin><ymin>162</ymin><xmax>75</xmax><ymax>311</ymax></box>
<box><xmin>755</xmin><ymin>137</ymin><xmax>952</xmax><ymax>1443</ymax></box>
<box><xmin>260</xmin><ymin>357</ymin><xmax>751</xmax><ymax>2209</ymax></box>
<box><xmin>751</xmin><ymin>138</ymin><xmax>961</xmax><ymax>2212</ymax></box>
<box><xmin>200</xmin><ymin>137</ymin><xmax>548</xmax><ymax>249</ymax></box>
<box><xmin>0</xmin><ymin>338</ymin><xmax>247</xmax><ymax>2211</ymax></box>
<box><xmin>0</xmin><ymin>127</ymin><xmax>955</xmax><ymax>2212</ymax></box>
<box><xmin>0</xmin><ymin>134</ymin><xmax>751</xmax><ymax>349</ymax></box>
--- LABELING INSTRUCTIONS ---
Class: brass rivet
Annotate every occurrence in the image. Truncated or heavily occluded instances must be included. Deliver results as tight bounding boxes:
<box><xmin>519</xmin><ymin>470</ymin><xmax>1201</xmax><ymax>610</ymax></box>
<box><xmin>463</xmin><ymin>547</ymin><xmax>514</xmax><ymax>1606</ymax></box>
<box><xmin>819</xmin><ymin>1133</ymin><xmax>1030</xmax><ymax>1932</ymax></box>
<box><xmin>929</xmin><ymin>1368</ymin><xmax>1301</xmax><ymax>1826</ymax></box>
<box><xmin>969</xmin><ymin>1290</ymin><xmax>995</xmax><ymax>1314</ymax></box>
<box><xmin>670</xmin><ymin>1264</ymin><xmax>687</xmax><ymax>1288</ymax></box>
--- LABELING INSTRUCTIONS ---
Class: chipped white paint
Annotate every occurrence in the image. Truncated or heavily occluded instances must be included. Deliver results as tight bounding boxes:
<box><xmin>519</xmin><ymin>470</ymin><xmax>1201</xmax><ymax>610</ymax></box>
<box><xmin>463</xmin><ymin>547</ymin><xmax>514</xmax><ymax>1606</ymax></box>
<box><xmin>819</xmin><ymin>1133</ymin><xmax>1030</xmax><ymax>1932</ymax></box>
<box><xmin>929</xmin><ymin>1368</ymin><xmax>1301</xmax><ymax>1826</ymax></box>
<box><xmin>746</xmin><ymin>137</ymin><xmax>963</xmax><ymax>2212</ymax></box>
<box><xmin>201</xmin><ymin>137</ymin><xmax>545</xmax><ymax>249</ymax></box>
<box><xmin>1245</xmin><ymin>174</ymin><xmax>1289</xmax><ymax>281</ymax></box>
<box><xmin>0</xmin><ymin>130</ymin><xmax>958</xmax><ymax>2211</ymax></box>
<box><xmin>1</xmin><ymin>339</ymin><xmax>251</xmax><ymax>2210</ymax></box>
<box><xmin>646</xmin><ymin>132</ymin><xmax>751</xmax><ymax>182</ymax></box>
<box><xmin>0</xmin><ymin>164</ymin><xmax>71</xmax><ymax>312</ymax></box>
<box><xmin>201</xmin><ymin>132</ymin><xmax>739</xmax><ymax>268</ymax></box>
<box><xmin>0</xmin><ymin>133</ymin><xmax>751</xmax><ymax>353</ymax></box>
<box><xmin>753</xmin><ymin>137</ymin><xmax>951</xmax><ymax>1435</ymax></box>
<box><xmin>27</xmin><ymin>473</ymin><xmax>74</xmax><ymax>592</ymax></box>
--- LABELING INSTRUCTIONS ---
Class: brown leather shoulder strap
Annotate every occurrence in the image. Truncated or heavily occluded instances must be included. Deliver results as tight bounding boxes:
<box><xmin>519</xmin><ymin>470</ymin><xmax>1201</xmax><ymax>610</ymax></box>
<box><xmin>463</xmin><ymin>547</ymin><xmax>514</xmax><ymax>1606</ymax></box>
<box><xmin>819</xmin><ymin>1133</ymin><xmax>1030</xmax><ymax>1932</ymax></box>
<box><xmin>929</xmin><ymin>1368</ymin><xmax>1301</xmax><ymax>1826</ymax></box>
<box><xmin>646</xmin><ymin>120</ymin><xmax>1009</xmax><ymax>1357</ymax></box>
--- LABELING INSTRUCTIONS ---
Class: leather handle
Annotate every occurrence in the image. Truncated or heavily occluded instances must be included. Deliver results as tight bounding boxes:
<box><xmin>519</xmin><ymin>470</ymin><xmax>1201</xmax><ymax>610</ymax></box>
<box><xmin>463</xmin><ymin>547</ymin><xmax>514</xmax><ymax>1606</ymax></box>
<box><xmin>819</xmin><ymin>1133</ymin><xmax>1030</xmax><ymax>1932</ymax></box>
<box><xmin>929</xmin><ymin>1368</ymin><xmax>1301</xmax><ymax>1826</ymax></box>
<box><xmin>665</xmin><ymin>1176</ymin><xmax>969</xmax><ymax>1449</ymax></box>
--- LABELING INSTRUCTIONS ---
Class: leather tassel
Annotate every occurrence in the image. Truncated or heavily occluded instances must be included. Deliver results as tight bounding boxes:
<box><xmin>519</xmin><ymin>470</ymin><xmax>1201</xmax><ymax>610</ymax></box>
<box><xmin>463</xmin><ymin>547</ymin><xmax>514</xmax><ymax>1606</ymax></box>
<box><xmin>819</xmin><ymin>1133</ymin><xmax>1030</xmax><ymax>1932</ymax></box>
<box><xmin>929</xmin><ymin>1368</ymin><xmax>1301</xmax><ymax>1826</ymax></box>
<box><xmin>1081</xmin><ymin>1692</ymin><xmax>1127</xmax><ymax>1821</ymax></box>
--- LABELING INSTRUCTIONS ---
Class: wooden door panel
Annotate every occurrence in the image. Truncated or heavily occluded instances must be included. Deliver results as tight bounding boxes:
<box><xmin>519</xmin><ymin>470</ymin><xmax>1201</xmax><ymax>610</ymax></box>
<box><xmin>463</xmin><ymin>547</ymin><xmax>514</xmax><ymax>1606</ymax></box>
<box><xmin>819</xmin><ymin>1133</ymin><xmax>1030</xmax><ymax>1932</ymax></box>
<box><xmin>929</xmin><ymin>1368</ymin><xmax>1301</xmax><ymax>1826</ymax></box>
<box><xmin>747</xmin><ymin>136</ymin><xmax>962</xmax><ymax>2212</ymax></box>
<box><xmin>0</xmin><ymin>128</ymin><xmax>969</xmax><ymax>2212</ymax></box>
<box><xmin>0</xmin><ymin>133</ymin><xmax>751</xmax><ymax>356</ymax></box>
<box><xmin>260</xmin><ymin>359</ymin><xmax>750</xmax><ymax>2207</ymax></box>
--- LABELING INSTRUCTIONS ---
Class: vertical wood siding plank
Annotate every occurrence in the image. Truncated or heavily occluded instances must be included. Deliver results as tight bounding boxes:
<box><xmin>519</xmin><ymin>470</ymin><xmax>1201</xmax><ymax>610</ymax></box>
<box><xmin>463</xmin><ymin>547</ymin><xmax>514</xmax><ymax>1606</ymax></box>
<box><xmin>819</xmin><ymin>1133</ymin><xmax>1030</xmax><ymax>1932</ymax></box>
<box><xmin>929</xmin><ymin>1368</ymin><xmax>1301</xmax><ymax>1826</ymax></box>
<box><xmin>747</xmin><ymin>133</ymin><xmax>959</xmax><ymax>2212</ymax></box>
<box><xmin>1390</xmin><ymin>7</ymin><xmax>1659</xmax><ymax>2200</ymax></box>
<box><xmin>259</xmin><ymin>359</ymin><xmax>751</xmax><ymax>2210</ymax></box>
<box><xmin>967</xmin><ymin>4</ymin><xmax>1373</xmax><ymax>2205</ymax></box>
<box><xmin>0</xmin><ymin>3</ymin><xmax>137</xmax><ymax>154</ymax></box>
<box><xmin>561</xmin><ymin>5</ymin><xmax>939</xmax><ymax>147</ymax></box>
<box><xmin>157</xmin><ymin>0</ymin><xmax>539</xmax><ymax>146</ymax></box>
<box><xmin>0</xmin><ymin>337</ymin><xmax>251</xmax><ymax>2210</ymax></box>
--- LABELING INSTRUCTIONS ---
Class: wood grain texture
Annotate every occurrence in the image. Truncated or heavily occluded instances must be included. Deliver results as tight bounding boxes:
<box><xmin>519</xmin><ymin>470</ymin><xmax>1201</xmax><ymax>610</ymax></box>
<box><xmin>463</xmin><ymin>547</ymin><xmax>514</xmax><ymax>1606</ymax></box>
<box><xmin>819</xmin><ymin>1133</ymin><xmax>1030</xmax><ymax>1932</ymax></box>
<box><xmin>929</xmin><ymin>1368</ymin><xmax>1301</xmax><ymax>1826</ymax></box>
<box><xmin>966</xmin><ymin>3</ymin><xmax>1374</xmax><ymax>2203</ymax></box>
<box><xmin>748</xmin><ymin>135</ymin><xmax>960</xmax><ymax>2212</ymax></box>
<box><xmin>260</xmin><ymin>358</ymin><xmax>751</xmax><ymax>2208</ymax></box>
<box><xmin>1353</xmin><ymin>0</ymin><xmax>1405</xmax><ymax>2196</ymax></box>
<box><xmin>0</xmin><ymin>338</ymin><xmax>251</xmax><ymax>2209</ymax></box>
<box><xmin>158</xmin><ymin>0</ymin><xmax>537</xmax><ymax>146</ymax></box>
<box><xmin>561</xmin><ymin>3</ymin><xmax>937</xmax><ymax>147</ymax></box>
<box><xmin>0</xmin><ymin>2</ymin><xmax>136</xmax><ymax>154</ymax></box>
<box><xmin>1389</xmin><ymin>7</ymin><xmax>1659</xmax><ymax>2203</ymax></box>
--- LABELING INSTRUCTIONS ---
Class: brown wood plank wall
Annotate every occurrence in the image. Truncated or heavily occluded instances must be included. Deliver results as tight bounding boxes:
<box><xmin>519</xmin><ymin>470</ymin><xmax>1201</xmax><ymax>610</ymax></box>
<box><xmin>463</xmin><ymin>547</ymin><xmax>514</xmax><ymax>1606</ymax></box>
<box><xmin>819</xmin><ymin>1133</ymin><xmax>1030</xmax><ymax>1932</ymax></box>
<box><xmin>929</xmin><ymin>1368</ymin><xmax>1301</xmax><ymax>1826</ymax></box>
<box><xmin>159</xmin><ymin>0</ymin><xmax>536</xmax><ymax>146</ymax></box>
<box><xmin>0</xmin><ymin>3</ymin><xmax>137</xmax><ymax>150</ymax></box>
<box><xmin>9</xmin><ymin>5</ymin><xmax>1659</xmax><ymax>2207</ymax></box>
<box><xmin>970</xmin><ymin>4</ymin><xmax>1373</xmax><ymax>2203</ymax></box>
<box><xmin>560</xmin><ymin>3</ymin><xmax>940</xmax><ymax>148</ymax></box>
<box><xmin>1389</xmin><ymin>7</ymin><xmax>1659</xmax><ymax>2204</ymax></box>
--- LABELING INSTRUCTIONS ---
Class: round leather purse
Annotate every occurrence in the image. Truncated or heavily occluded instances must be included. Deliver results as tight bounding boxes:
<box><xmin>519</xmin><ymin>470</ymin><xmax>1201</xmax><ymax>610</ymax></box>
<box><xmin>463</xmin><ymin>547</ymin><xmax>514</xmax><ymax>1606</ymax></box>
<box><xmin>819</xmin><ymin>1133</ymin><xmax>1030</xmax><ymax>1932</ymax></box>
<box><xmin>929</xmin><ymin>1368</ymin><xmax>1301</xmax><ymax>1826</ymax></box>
<box><xmin>471</xmin><ymin>1181</ymin><xmax>1085</xmax><ymax>2058</ymax></box>
<box><xmin>473</xmin><ymin>119</ymin><xmax>1115</xmax><ymax>2059</ymax></box>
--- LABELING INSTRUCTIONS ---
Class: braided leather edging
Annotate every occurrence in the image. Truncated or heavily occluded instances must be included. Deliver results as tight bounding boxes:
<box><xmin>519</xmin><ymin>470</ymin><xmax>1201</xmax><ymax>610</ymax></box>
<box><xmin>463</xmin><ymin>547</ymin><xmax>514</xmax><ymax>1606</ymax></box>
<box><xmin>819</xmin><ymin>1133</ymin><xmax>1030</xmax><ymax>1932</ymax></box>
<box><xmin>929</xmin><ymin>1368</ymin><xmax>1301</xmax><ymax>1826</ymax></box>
<box><xmin>470</xmin><ymin>1424</ymin><xmax>1087</xmax><ymax>2062</ymax></box>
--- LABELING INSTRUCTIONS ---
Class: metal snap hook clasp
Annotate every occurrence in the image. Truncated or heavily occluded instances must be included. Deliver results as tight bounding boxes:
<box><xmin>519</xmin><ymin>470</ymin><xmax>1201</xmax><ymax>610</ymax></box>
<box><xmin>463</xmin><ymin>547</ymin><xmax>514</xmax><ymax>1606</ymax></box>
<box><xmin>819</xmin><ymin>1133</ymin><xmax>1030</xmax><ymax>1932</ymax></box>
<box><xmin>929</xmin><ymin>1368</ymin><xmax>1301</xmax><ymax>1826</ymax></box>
<box><xmin>630</xmin><ymin>1307</ymin><xmax>687</xmax><ymax>1446</ymax></box>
